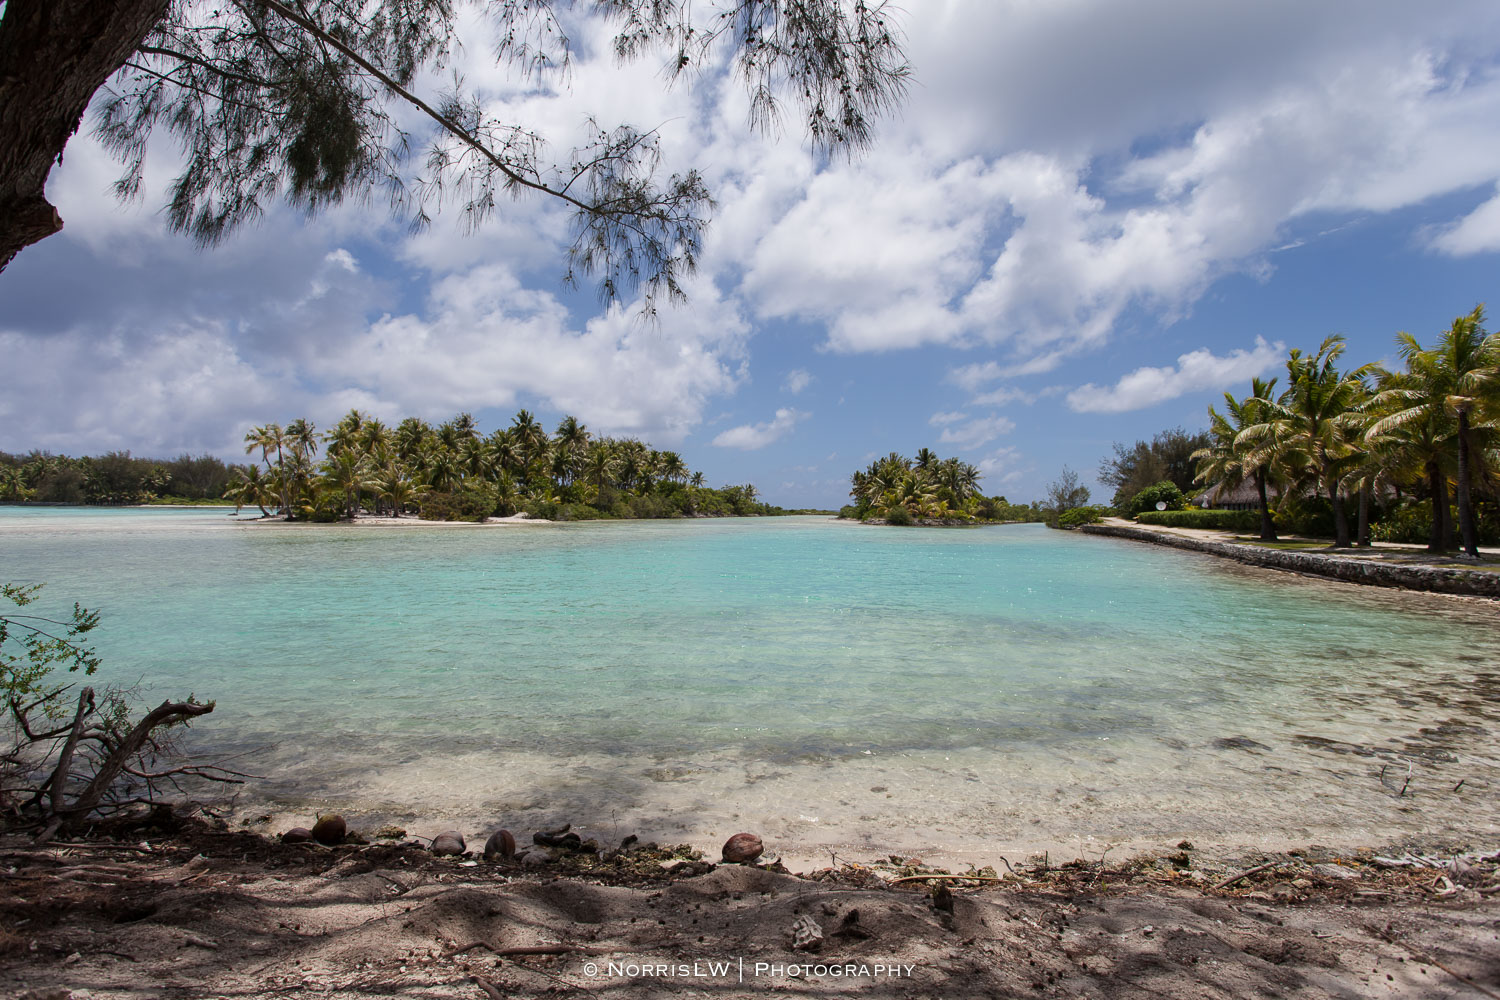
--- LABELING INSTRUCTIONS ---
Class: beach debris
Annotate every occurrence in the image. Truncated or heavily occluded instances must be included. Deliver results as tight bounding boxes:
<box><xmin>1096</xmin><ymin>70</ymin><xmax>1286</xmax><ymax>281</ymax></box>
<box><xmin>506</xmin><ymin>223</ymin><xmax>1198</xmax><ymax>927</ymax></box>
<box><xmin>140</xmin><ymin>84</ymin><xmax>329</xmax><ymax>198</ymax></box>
<box><xmin>280</xmin><ymin>827</ymin><xmax>314</xmax><ymax>844</ymax></box>
<box><xmin>834</xmin><ymin>908</ymin><xmax>873</xmax><ymax>940</ymax></box>
<box><xmin>483</xmin><ymin>829</ymin><xmax>516</xmax><ymax>860</ymax></box>
<box><xmin>534</xmin><ymin>827</ymin><xmax>583</xmax><ymax>849</ymax></box>
<box><xmin>311</xmin><ymin>814</ymin><xmax>347</xmax><ymax>846</ymax></box>
<box><xmin>790</xmin><ymin>915</ymin><xmax>824</xmax><ymax>952</ymax></box>
<box><xmin>620</xmin><ymin>834</ymin><xmax>639</xmax><ymax>849</ymax></box>
<box><xmin>931</xmin><ymin>883</ymin><xmax>954</xmax><ymax>913</ymax></box>
<box><xmin>372</xmin><ymin>825</ymin><xmax>407</xmax><ymax>840</ymax></box>
<box><xmin>431</xmin><ymin>831</ymin><xmax>466</xmax><ymax>856</ymax></box>
<box><xmin>1312</xmin><ymin>863</ymin><xmax>1360</xmax><ymax>881</ymax></box>
<box><xmin>722</xmin><ymin>832</ymin><xmax>764</xmax><ymax>864</ymax></box>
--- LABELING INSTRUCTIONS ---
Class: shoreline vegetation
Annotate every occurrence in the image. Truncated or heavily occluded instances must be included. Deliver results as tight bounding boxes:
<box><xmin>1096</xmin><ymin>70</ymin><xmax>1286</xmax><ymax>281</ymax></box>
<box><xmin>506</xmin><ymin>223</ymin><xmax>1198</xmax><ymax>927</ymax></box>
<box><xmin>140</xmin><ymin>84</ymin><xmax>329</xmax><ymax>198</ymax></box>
<box><xmin>2</xmin><ymin>409</ymin><xmax>831</xmax><ymax>524</ymax></box>
<box><xmin>839</xmin><ymin>449</ymin><xmax>1048</xmax><ymax>525</ymax></box>
<box><xmin>1043</xmin><ymin>307</ymin><xmax>1500</xmax><ymax>596</ymax></box>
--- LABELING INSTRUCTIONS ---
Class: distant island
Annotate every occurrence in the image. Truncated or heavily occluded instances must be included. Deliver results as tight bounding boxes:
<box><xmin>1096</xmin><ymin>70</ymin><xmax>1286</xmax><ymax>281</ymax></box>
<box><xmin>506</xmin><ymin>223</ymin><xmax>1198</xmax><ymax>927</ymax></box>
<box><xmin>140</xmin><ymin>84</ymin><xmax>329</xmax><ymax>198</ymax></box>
<box><xmin>840</xmin><ymin>449</ymin><xmax>1046</xmax><ymax>525</ymax></box>
<box><xmin>0</xmin><ymin>410</ymin><xmax>819</xmax><ymax>522</ymax></box>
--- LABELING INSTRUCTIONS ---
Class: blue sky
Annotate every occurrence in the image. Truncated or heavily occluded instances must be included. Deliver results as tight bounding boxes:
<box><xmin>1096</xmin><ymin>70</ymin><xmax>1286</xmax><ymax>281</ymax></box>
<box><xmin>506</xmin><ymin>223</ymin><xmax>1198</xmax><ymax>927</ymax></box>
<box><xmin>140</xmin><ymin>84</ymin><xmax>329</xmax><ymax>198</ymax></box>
<box><xmin>4</xmin><ymin>0</ymin><xmax>1500</xmax><ymax>508</ymax></box>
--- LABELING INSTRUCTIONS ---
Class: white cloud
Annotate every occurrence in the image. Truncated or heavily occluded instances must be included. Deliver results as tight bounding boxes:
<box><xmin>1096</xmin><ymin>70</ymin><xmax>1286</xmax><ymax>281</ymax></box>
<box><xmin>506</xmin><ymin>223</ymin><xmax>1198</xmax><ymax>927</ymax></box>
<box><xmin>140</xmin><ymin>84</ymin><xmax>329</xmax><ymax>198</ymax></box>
<box><xmin>711</xmin><ymin>408</ymin><xmax>808</xmax><ymax>450</ymax></box>
<box><xmin>970</xmin><ymin>386</ymin><xmax>1036</xmax><ymax>407</ymax></box>
<box><xmin>1066</xmin><ymin>337</ymin><xmax>1285</xmax><ymax>414</ymax></box>
<box><xmin>782</xmin><ymin>368</ymin><xmax>814</xmax><ymax>394</ymax></box>
<box><xmin>976</xmin><ymin>446</ymin><xmax>1025</xmax><ymax>487</ymax></box>
<box><xmin>1427</xmin><ymin>183</ymin><xmax>1500</xmax><ymax>255</ymax></box>
<box><xmin>928</xmin><ymin>411</ymin><xmax>967</xmax><ymax>426</ymax></box>
<box><xmin>936</xmin><ymin>415</ymin><xmax>1017</xmax><ymax>450</ymax></box>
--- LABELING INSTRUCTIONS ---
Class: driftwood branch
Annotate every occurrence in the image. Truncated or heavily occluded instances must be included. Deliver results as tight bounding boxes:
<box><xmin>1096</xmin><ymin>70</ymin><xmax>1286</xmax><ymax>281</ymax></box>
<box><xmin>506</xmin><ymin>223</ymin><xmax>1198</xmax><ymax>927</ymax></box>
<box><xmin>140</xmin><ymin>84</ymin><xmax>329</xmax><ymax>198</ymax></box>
<box><xmin>1212</xmin><ymin>862</ymin><xmax>1285</xmax><ymax>891</ymax></box>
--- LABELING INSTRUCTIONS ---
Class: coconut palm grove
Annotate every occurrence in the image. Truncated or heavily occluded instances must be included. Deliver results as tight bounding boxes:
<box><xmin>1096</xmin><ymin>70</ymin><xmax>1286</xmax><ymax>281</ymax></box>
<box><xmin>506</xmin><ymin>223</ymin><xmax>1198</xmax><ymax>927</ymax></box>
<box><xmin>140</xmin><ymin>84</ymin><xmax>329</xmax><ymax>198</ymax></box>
<box><xmin>1083</xmin><ymin>305</ymin><xmax>1500</xmax><ymax>558</ymax></box>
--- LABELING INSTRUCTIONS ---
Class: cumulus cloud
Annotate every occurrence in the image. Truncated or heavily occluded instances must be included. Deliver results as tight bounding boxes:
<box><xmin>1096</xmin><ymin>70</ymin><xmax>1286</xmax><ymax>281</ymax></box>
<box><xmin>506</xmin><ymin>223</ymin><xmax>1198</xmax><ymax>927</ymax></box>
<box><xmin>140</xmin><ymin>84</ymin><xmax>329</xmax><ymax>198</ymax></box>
<box><xmin>1066</xmin><ymin>338</ymin><xmax>1285</xmax><ymax>414</ymax></box>
<box><xmin>976</xmin><ymin>447</ymin><xmax>1026</xmax><ymax>487</ymax></box>
<box><xmin>936</xmin><ymin>415</ymin><xmax>1017</xmax><ymax>449</ymax></box>
<box><xmin>782</xmin><ymin>368</ymin><xmax>814</xmax><ymax>394</ymax></box>
<box><xmin>928</xmin><ymin>411</ymin><xmax>967</xmax><ymax>426</ymax></box>
<box><xmin>711</xmin><ymin>408</ymin><xmax>808</xmax><ymax>450</ymax></box>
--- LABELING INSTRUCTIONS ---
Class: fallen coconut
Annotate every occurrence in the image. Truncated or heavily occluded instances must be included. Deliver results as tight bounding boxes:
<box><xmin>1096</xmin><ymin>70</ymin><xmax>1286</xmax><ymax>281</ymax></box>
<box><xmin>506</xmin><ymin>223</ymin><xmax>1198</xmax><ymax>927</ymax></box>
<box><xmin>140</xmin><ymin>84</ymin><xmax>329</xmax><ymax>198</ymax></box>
<box><xmin>281</xmin><ymin>827</ymin><xmax>314</xmax><ymax>844</ymax></box>
<box><xmin>311</xmin><ymin>814</ymin><xmax>346</xmax><ymax>846</ymax></box>
<box><xmin>722</xmin><ymin>832</ymin><xmax>764</xmax><ymax>864</ymax></box>
<box><xmin>483</xmin><ymin>829</ymin><xmax>516</xmax><ymax>859</ymax></box>
<box><xmin>431</xmin><ymin>831</ymin><xmax>467</xmax><ymax>855</ymax></box>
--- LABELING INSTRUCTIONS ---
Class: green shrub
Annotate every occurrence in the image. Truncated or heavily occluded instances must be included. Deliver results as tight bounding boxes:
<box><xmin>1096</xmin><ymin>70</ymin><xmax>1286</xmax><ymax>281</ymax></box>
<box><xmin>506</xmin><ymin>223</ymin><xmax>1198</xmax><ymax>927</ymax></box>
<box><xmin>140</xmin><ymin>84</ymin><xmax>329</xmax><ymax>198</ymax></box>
<box><xmin>420</xmin><ymin>486</ymin><xmax>495</xmax><ymax>522</ymax></box>
<box><xmin>1057</xmin><ymin>505</ymin><xmax>1108</xmax><ymax>528</ymax></box>
<box><xmin>1371</xmin><ymin>499</ymin><xmax>1500</xmax><ymax>546</ymax></box>
<box><xmin>884</xmin><ymin>506</ymin><xmax>913</xmax><ymax>526</ymax></box>
<box><xmin>1273</xmin><ymin>494</ymin><xmax>1333</xmax><ymax>537</ymax></box>
<box><xmin>838</xmin><ymin>505</ymin><xmax>860</xmax><ymax>520</ymax></box>
<box><xmin>1126</xmin><ymin>480</ymin><xmax>1186</xmax><ymax>516</ymax></box>
<box><xmin>1135</xmin><ymin>508</ymin><xmax>1259</xmax><ymax>531</ymax></box>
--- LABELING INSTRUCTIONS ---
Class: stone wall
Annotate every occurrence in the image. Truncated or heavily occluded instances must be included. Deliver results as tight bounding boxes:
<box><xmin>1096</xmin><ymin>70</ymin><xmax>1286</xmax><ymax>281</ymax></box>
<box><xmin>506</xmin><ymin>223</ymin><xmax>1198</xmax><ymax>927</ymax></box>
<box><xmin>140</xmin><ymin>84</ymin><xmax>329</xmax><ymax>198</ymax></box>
<box><xmin>1079</xmin><ymin>523</ymin><xmax>1500</xmax><ymax>599</ymax></box>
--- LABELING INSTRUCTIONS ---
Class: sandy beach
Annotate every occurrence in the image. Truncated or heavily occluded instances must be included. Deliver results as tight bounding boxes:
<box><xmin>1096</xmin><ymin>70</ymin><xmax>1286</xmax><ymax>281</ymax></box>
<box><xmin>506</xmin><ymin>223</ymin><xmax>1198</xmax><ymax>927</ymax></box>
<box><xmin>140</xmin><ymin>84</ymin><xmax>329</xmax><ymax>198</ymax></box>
<box><xmin>2</xmin><ymin>816</ymin><xmax>1497</xmax><ymax>1000</ymax></box>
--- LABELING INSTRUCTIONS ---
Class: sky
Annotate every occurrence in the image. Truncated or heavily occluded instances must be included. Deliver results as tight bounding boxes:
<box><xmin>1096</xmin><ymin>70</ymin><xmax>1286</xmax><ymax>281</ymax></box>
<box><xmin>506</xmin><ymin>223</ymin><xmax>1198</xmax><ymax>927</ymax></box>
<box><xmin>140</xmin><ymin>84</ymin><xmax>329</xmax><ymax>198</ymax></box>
<box><xmin>5</xmin><ymin>0</ymin><xmax>1500</xmax><ymax>508</ymax></box>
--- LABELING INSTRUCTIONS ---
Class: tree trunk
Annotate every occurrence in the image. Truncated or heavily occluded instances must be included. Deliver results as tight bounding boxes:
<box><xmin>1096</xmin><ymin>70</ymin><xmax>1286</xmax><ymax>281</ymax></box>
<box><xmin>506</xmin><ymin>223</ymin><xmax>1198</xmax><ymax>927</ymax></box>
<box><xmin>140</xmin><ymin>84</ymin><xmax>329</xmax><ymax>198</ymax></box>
<box><xmin>1357</xmin><ymin>483</ymin><xmax>1371</xmax><ymax>547</ymax></box>
<box><xmin>1327</xmin><ymin>462</ymin><xmax>1350</xmax><ymax>548</ymax></box>
<box><xmin>1255</xmin><ymin>470</ymin><xmax>1276</xmax><ymax>541</ymax></box>
<box><xmin>1428</xmin><ymin>461</ymin><xmax>1448</xmax><ymax>553</ymax></box>
<box><xmin>0</xmin><ymin>0</ymin><xmax>169</xmax><ymax>272</ymax></box>
<box><xmin>1456</xmin><ymin>411</ymin><xmax>1479</xmax><ymax>558</ymax></box>
<box><xmin>1440</xmin><ymin>478</ymin><xmax>1457</xmax><ymax>550</ymax></box>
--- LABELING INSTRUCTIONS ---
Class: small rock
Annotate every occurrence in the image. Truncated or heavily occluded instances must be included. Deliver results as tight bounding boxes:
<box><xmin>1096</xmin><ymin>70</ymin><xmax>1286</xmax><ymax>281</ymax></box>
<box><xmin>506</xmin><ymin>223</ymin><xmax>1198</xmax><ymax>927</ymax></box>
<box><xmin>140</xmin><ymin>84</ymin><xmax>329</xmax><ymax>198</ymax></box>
<box><xmin>791</xmin><ymin>915</ymin><xmax>824</xmax><ymax>952</ymax></box>
<box><xmin>1312</xmin><ymin>863</ymin><xmax>1360</xmax><ymax>881</ymax></box>
<box><xmin>311</xmin><ymin>814</ymin><xmax>346</xmax><ymax>846</ymax></box>
<box><xmin>431</xmin><ymin>831</ymin><xmax>466</xmax><ymax>856</ymax></box>
<box><xmin>722</xmin><ymin>832</ymin><xmax>764</xmax><ymax>864</ymax></box>
<box><xmin>281</xmin><ymin>827</ymin><xmax>314</xmax><ymax>844</ymax></box>
<box><xmin>483</xmin><ymin>829</ymin><xmax>516</xmax><ymax>859</ymax></box>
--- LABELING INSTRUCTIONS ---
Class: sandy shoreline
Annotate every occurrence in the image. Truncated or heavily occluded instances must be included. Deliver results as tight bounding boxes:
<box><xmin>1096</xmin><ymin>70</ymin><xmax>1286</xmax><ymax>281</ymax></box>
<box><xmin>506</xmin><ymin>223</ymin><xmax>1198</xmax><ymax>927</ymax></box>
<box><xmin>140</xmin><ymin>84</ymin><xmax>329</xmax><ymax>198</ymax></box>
<box><xmin>235</xmin><ymin>512</ymin><xmax>554</xmax><ymax>526</ymax></box>
<box><xmin>3</xmin><ymin>816</ymin><xmax>1496</xmax><ymax>999</ymax></box>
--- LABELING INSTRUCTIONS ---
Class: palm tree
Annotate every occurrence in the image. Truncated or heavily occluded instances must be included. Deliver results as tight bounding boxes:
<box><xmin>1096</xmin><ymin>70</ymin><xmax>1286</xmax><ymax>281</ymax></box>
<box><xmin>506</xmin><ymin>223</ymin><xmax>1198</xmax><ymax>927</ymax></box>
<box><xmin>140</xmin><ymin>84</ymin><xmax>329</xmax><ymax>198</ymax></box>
<box><xmin>511</xmin><ymin>410</ymin><xmax>548</xmax><ymax>464</ymax></box>
<box><xmin>1366</xmin><ymin>309</ymin><xmax>1498</xmax><ymax>555</ymax></box>
<box><xmin>1431</xmin><ymin>307</ymin><xmax>1498</xmax><ymax>557</ymax></box>
<box><xmin>223</xmin><ymin>465</ymin><xmax>275</xmax><ymax>516</ymax></box>
<box><xmin>395</xmin><ymin>418</ymin><xmax>430</xmax><ymax>461</ymax></box>
<box><xmin>371</xmin><ymin>464</ymin><xmax>424</xmax><ymax>517</ymax></box>
<box><xmin>244</xmin><ymin>422</ymin><xmax>287</xmax><ymax>512</ymax></box>
<box><xmin>1196</xmin><ymin>377</ymin><xmax>1279</xmax><ymax>540</ymax></box>
<box><xmin>1246</xmin><ymin>337</ymin><xmax>1373</xmax><ymax>547</ymax></box>
<box><xmin>286</xmin><ymin>418</ymin><xmax>319</xmax><ymax>461</ymax></box>
<box><xmin>1367</xmin><ymin>366</ymin><xmax>1457</xmax><ymax>552</ymax></box>
<box><xmin>320</xmin><ymin>450</ymin><xmax>375</xmax><ymax>519</ymax></box>
<box><xmin>584</xmin><ymin>443</ymin><xmax>618</xmax><ymax>495</ymax></box>
<box><xmin>657</xmin><ymin>451</ymin><xmax>688</xmax><ymax>484</ymax></box>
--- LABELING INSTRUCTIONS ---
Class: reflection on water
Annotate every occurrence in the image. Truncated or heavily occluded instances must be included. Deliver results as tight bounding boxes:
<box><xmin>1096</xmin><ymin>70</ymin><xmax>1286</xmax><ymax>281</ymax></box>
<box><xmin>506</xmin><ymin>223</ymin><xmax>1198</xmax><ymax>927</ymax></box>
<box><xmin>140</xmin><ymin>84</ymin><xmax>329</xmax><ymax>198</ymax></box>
<box><xmin>3</xmin><ymin>507</ymin><xmax>1498</xmax><ymax>860</ymax></box>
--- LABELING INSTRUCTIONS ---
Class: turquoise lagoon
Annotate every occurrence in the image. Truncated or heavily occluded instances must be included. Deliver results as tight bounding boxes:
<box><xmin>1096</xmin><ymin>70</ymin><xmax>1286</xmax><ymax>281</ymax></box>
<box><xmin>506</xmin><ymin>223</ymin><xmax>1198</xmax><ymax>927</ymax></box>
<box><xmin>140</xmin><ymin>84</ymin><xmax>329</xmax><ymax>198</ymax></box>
<box><xmin>3</xmin><ymin>507</ymin><xmax>1497</xmax><ymax>863</ymax></box>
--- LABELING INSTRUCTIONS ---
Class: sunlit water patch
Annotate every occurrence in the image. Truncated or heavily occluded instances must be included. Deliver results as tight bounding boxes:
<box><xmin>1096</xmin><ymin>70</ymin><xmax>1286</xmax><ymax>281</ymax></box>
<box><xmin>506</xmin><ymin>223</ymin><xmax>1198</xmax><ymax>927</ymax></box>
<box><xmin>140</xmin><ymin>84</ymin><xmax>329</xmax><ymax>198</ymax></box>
<box><xmin>4</xmin><ymin>507</ymin><xmax>1497</xmax><ymax>863</ymax></box>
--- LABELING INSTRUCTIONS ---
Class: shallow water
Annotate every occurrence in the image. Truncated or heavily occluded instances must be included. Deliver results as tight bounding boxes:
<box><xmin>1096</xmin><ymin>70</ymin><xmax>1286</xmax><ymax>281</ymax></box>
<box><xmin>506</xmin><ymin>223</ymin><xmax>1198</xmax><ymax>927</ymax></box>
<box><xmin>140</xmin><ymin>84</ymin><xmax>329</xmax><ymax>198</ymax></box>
<box><xmin>3</xmin><ymin>507</ymin><xmax>1497</xmax><ymax>863</ymax></box>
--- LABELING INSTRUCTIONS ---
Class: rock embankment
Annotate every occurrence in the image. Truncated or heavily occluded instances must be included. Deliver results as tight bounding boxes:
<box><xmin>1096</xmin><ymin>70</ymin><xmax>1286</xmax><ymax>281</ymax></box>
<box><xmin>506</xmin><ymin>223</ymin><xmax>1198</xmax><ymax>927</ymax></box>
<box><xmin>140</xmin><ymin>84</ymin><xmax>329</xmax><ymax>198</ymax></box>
<box><xmin>1080</xmin><ymin>523</ymin><xmax>1500</xmax><ymax>598</ymax></box>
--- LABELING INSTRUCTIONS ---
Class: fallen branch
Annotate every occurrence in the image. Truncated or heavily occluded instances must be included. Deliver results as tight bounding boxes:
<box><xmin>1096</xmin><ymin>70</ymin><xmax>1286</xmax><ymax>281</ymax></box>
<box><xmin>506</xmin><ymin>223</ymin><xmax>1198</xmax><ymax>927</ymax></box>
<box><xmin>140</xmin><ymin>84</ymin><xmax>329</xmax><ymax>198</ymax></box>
<box><xmin>471</xmin><ymin>977</ymin><xmax>505</xmax><ymax>1000</ymax></box>
<box><xmin>888</xmin><ymin>873</ymin><xmax>1008</xmax><ymax>886</ymax></box>
<box><xmin>1211</xmin><ymin>862</ymin><xmax>1285</xmax><ymax>891</ymax></box>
